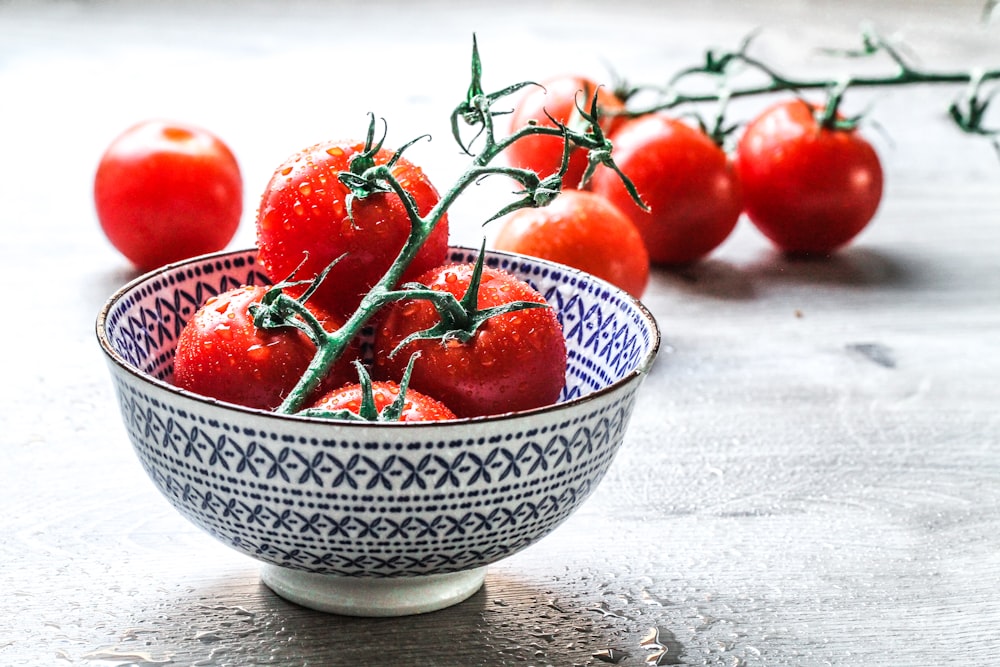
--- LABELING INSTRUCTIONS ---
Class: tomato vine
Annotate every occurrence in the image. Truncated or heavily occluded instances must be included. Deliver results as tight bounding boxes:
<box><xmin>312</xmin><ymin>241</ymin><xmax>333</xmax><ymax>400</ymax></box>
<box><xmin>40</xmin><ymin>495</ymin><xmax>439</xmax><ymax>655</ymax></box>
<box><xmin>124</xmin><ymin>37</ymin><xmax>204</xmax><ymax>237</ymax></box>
<box><xmin>616</xmin><ymin>26</ymin><xmax>1000</xmax><ymax>145</ymax></box>
<box><xmin>251</xmin><ymin>36</ymin><xmax>642</xmax><ymax>416</ymax></box>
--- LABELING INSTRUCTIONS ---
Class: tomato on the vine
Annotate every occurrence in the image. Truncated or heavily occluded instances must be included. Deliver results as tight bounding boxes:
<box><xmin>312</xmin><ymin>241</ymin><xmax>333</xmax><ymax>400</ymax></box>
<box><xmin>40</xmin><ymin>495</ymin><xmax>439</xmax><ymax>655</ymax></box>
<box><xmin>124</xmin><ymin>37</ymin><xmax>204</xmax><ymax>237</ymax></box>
<box><xmin>506</xmin><ymin>75</ymin><xmax>625</xmax><ymax>188</ymax></box>
<box><xmin>735</xmin><ymin>99</ymin><xmax>883</xmax><ymax>255</ymax></box>
<box><xmin>372</xmin><ymin>263</ymin><xmax>567</xmax><ymax>418</ymax></box>
<box><xmin>256</xmin><ymin>139</ymin><xmax>449</xmax><ymax>318</ymax></box>
<box><xmin>309</xmin><ymin>381</ymin><xmax>456</xmax><ymax>422</ymax></box>
<box><xmin>492</xmin><ymin>190</ymin><xmax>649</xmax><ymax>299</ymax></box>
<box><xmin>173</xmin><ymin>285</ymin><xmax>358</xmax><ymax>411</ymax></box>
<box><xmin>94</xmin><ymin>120</ymin><xmax>243</xmax><ymax>271</ymax></box>
<box><xmin>589</xmin><ymin>113</ymin><xmax>742</xmax><ymax>265</ymax></box>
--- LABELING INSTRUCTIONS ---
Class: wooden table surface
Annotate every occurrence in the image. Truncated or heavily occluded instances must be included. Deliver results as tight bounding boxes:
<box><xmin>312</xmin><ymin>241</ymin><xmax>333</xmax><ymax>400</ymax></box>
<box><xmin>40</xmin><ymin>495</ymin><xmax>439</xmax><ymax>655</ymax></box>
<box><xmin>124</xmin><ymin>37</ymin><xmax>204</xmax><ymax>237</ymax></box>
<box><xmin>3</xmin><ymin>1</ymin><xmax>999</xmax><ymax>665</ymax></box>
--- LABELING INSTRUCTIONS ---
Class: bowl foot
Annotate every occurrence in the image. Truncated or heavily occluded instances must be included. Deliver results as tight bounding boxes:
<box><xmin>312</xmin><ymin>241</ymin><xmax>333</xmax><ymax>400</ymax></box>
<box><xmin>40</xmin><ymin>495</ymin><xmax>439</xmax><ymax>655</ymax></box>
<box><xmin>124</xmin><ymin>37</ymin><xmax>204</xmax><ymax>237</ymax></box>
<box><xmin>260</xmin><ymin>564</ymin><xmax>487</xmax><ymax>616</ymax></box>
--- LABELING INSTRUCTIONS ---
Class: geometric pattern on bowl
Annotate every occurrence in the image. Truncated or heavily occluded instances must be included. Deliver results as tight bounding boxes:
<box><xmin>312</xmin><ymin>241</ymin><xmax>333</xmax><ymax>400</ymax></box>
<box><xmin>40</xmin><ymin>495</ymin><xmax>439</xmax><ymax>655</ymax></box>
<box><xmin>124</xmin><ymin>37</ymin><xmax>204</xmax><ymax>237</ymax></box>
<box><xmin>98</xmin><ymin>247</ymin><xmax>659</xmax><ymax>578</ymax></box>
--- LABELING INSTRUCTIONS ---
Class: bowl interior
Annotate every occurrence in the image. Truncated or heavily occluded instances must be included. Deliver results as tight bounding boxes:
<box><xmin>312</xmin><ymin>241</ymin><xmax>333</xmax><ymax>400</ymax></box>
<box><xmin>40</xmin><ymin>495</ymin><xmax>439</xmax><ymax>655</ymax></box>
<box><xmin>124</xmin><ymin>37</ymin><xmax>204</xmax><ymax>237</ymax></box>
<box><xmin>100</xmin><ymin>247</ymin><xmax>659</xmax><ymax>409</ymax></box>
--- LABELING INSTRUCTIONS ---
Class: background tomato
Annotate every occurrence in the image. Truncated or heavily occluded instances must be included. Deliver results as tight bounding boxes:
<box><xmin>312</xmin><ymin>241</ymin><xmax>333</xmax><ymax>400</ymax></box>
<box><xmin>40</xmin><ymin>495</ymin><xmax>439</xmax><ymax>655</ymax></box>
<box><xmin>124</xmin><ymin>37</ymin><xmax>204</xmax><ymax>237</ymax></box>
<box><xmin>492</xmin><ymin>190</ymin><xmax>649</xmax><ymax>299</ymax></box>
<box><xmin>736</xmin><ymin>99</ymin><xmax>883</xmax><ymax>254</ymax></box>
<box><xmin>309</xmin><ymin>381</ymin><xmax>456</xmax><ymax>422</ymax></box>
<box><xmin>505</xmin><ymin>75</ymin><xmax>625</xmax><ymax>188</ymax></box>
<box><xmin>590</xmin><ymin>113</ymin><xmax>742</xmax><ymax>265</ymax></box>
<box><xmin>94</xmin><ymin>119</ymin><xmax>243</xmax><ymax>271</ymax></box>
<box><xmin>173</xmin><ymin>285</ymin><xmax>358</xmax><ymax>411</ymax></box>
<box><xmin>256</xmin><ymin>139</ymin><xmax>449</xmax><ymax>319</ymax></box>
<box><xmin>372</xmin><ymin>263</ymin><xmax>567</xmax><ymax>418</ymax></box>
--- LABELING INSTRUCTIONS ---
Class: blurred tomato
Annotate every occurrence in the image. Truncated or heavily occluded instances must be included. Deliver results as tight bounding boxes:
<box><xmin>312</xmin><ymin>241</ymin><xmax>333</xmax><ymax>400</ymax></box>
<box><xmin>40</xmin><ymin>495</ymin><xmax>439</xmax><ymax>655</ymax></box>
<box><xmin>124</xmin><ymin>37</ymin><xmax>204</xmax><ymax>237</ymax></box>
<box><xmin>493</xmin><ymin>190</ymin><xmax>649</xmax><ymax>298</ymax></box>
<box><xmin>590</xmin><ymin>114</ymin><xmax>741</xmax><ymax>265</ymax></box>
<box><xmin>94</xmin><ymin>120</ymin><xmax>243</xmax><ymax>271</ymax></box>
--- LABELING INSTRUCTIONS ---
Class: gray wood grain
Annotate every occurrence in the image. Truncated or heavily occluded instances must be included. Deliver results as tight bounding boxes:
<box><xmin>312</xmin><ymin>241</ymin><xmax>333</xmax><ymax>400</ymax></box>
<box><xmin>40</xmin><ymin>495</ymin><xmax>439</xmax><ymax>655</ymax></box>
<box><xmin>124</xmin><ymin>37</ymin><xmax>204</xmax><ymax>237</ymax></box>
<box><xmin>2</xmin><ymin>1</ymin><xmax>998</xmax><ymax>665</ymax></box>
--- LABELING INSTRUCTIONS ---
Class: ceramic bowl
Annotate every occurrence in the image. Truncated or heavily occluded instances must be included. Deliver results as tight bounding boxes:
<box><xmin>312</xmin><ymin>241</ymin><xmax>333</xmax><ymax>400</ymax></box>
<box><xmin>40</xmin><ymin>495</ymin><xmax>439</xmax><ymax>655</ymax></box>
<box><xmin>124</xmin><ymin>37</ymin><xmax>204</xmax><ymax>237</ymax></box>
<box><xmin>96</xmin><ymin>247</ymin><xmax>660</xmax><ymax>616</ymax></box>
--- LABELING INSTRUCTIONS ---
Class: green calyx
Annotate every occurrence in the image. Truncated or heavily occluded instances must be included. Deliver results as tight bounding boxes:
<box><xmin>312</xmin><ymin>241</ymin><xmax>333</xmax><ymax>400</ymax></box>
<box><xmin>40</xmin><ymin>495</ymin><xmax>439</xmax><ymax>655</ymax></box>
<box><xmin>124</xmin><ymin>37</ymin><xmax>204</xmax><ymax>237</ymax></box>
<box><xmin>297</xmin><ymin>355</ymin><xmax>423</xmax><ymax>422</ymax></box>
<box><xmin>387</xmin><ymin>239</ymin><xmax>547</xmax><ymax>358</ymax></box>
<box><xmin>248</xmin><ymin>255</ymin><xmax>345</xmax><ymax>348</ymax></box>
<box><xmin>338</xmin><ymin>113</ymin><xmax>431</xmax><ymax>225</ymax></box>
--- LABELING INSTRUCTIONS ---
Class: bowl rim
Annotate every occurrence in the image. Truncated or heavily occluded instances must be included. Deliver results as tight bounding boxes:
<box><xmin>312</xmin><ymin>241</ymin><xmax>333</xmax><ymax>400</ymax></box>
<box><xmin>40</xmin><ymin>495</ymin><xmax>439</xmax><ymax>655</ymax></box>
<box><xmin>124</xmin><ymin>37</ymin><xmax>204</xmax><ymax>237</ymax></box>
<box><xmin>96</xmin><ymin>246</ymin><xmax>661</xmax><ymax>428</ymax></box>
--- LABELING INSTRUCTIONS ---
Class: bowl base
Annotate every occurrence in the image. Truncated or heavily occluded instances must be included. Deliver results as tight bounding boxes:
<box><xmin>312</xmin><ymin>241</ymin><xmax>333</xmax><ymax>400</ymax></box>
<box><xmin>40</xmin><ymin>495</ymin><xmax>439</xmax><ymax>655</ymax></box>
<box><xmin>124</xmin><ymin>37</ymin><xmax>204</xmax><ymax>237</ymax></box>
<box><xmin>260</xmin><ymin>564</ymin><xmax>487</xmax><ymax>616</ymax></box>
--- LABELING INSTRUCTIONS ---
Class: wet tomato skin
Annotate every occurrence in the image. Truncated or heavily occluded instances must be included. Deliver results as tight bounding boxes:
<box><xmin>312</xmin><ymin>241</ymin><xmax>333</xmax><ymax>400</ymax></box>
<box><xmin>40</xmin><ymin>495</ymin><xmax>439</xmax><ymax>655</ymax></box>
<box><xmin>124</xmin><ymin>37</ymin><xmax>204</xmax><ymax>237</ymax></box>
<box><xmin>310</xmin><ymin>382</ymin><xmax>457</xmax><ymax>422</ymax></box>
<box><xmin>372</xmin><ymin>263</ymin><xmax>567</xmax><ymax>418</ymax></box>
<box><xmin>173</xmin><ymin>285</ymin><xmax>357</xmax><ymax>410</ymax></box>
<box><xmin>493</xmin><ymin>190</ymin><xmax>649</xmax><ymax>299</ymax></box>
<box><xmin>590</xmin><ymin>114</ymin><xmax>742</xmax><ymax>265</ymax></box>
<box><xmin>736</xmin><ymin>99</ymin><xmax>883</xmax><ymax>254</ymax></box>
<box><xmin>256</xmin><ymin>139</ymin><xmax>448</xmax><ymax>319</ymax></box>
<box><xmin>94</xmin><ymin>120</ymin><xmax>243</xmax><ymax>271</ymax></box>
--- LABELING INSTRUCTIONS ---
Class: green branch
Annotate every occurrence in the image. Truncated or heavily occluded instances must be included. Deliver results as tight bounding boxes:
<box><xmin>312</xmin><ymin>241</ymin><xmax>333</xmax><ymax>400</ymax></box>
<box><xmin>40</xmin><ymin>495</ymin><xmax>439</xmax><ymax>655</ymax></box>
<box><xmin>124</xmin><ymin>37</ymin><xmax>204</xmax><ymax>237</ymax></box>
<box><xmin>623</xmin><ymin>26</ymin><xmax>1000</xmax><ymax>138</ymax></box>
<box><xmin>263</xmin><ymin>36</ymin><xmax>641</xmax><ymax>415</ymax></box>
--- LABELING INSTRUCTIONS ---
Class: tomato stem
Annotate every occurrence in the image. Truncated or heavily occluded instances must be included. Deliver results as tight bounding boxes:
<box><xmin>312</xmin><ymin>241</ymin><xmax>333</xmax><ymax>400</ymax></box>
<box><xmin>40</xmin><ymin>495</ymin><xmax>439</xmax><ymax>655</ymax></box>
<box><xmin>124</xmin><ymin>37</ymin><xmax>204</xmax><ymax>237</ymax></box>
<box><xmin>623</xmin><ymin>26</ymin><xmax>1000</xmax><ymax>140</ymax></box>
<box><xmin>269</xmin><ymin>36</ymin><xmax>640</xmax><ymax>415</ymax></box>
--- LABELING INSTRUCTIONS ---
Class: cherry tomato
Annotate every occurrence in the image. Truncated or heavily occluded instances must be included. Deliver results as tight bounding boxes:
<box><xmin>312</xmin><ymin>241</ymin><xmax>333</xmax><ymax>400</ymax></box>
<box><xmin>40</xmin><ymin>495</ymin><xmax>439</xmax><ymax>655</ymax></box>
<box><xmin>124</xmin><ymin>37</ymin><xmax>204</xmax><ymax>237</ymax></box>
<box><xmin>256</xmin><ymin>139</ymin><xmax>449</xmax><ymax>318</ymax></box>
<box><xmin>94</xmin><ymin>120</ymin><xmax>243</xmax><ymax>271</ymax></box>
<box><xmin>492</xmin><ymin>190</ymin><xmax>649</xmax><ymax>299</ymax></box>
<box><xmin>506</xmin><ymin>75</ymin><xmax>625</xmax><ymax>188</ymax></box>
<box><xmin>590</xmin><ymin>113</ymin><xmax>742</xmax><ymax>265</ymax></box>
<box><xmin>372</xmin><ymin>263</ymin><xmax>567</xmax><ymax>418</ymax></box>
<box><xmin>736</xmin><ymin>99</ymin><xmax>883</xmax><ymax>255</ymax></box>
<box><xmin>173</xmin><ymin>285</ymin><xmax>358</xmax><ymax>411</ymax></box>
<box><xmin>309</xmin><ymin>381</ymin><xmax>456</xmax><ymax>422</ymax></box>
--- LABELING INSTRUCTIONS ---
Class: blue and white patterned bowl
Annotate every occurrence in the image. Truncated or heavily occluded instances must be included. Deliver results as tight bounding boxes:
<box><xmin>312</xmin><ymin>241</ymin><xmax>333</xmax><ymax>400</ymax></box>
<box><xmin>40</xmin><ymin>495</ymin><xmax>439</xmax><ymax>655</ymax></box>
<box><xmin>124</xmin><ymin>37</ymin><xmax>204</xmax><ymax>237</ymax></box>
<box><xmin>96</xmin><ymin>247</ymin><xmax>660</xmax><ymax>616</ymax></box>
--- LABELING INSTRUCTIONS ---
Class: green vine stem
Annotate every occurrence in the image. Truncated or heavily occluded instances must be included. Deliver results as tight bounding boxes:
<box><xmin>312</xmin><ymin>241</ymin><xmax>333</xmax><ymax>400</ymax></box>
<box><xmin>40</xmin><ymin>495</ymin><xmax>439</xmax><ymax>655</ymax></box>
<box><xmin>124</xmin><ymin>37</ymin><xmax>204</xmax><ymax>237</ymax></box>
<box><xmin>257</xmin><ymin>36</ymin><xmax>642</xmax><ymax>416</ymax></box>
<box><xmin>620</xmin><ymin>26</ymin><xmax>1000</xmax><ymax>138</ymax></box>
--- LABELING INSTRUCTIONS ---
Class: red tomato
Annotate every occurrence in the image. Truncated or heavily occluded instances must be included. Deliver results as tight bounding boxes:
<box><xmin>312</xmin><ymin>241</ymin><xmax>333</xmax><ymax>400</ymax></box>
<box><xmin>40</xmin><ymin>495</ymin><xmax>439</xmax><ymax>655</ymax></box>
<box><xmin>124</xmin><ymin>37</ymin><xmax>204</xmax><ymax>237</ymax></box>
<box><xmin>256</xmin><ymin>139</ymin><xmax>449</xmax><ymax>319</ymax></box>
<box><xmin>173</xmin><ymin>285</ymin><xmax>358</xmax><ymax>411</ymax></box>
<box><xmin>492</xmin><ymin>190</ymin><xmax>649</xmax><ymax>299</ymax></box>
<box><xmin>372</xmin><ymin>263</ymin><xmax>567</xmax><ymax>418</ymax></box>
<box><xmin>506</xmin><ymin>75</ymin><xmax>625</xmax><ymax>188</ymax></box>
<box><xmin>309</xmin><ymin>381</ymin><xmax>456</xmax><ymax>422</ymax></box>
<box><xmin>736</xmin><ymin>99</ymin><xmax>883</xmax><ymax>254</ymax></box>
<box><xmin>590</xmin><ymin>114</ymin><xmax>742</xmax><ymax>265</ymax></box>
<box><xmin>94</xmin><ymin>120</ymin><xmax>243</xmax><ymax>271</ymax></box>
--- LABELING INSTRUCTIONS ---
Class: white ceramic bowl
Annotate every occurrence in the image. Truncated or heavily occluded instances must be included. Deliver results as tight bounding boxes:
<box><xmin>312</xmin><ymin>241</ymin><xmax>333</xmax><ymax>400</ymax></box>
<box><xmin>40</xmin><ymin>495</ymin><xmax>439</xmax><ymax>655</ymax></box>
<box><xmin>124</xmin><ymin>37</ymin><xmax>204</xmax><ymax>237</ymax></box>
<box><xmin>97</xmin><ymin>247</ymin><xmax>660</xmax><ymax>616</ymax></box>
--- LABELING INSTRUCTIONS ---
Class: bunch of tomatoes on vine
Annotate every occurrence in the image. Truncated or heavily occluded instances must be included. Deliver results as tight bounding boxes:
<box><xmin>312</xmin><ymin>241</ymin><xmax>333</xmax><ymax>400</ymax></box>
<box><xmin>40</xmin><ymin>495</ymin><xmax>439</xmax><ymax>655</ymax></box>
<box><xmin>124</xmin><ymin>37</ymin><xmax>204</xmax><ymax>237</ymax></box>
<box><xmin>494</xmin><ymin>26</ymin><xmax>1000</xmax><ymax>298</ymax></box>
<box><xmin>93</xmin><ymin>32</ymin><xmax>999</xmax><ymax>423</ymax></box>
<box><xmin>95</xmin><ymin>37</ymin><xmax>646</xmax><ymax>423</ymax></box>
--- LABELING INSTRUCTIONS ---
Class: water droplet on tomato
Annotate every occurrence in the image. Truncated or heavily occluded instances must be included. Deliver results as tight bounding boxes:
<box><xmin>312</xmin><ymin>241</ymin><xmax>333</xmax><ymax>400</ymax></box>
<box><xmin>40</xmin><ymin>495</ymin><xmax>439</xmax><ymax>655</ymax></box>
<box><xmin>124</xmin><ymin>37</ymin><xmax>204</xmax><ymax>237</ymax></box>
<box><xmin>246</xmin><ymin>344</ymin><xmax>269</xmax><ymax>361</ymax></box>
<box><xmin>280</xmin><ymin>166</ymin><xmax>293</xmax><ymax>176</ymax></box>
<box><xmin>215</xmin><ymin>324</ymin><xmax>233</xmax><ymax>340</ymax></box>
<box><xmin>326</xmin><ymin>146</ymin><xmax>345</xmax><ymax>157</ymax></box>
<box><xmin>293</xmin><ymin>201</ymin><xmax>305</xmax><ymax>216</ymax></box>
<box><xmin>299</xmin><ymin>183</ymin><xmax>312</xmax><ymax>196</ymax></box>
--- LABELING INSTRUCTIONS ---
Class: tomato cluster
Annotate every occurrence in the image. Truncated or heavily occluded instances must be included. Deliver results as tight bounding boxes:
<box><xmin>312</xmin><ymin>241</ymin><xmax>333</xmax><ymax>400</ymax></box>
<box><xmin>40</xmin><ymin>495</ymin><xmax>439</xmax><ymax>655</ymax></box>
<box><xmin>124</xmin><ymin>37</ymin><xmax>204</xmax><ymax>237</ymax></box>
<box><xmin>169</xmin><ymin>134</ymin><xmax>567</xmax><ymax>421</ymax></box>
<box><xmin>497</xmin><ymin>76</ymin><xmax>884</xmax><ymax>279</ymax></box>
<box><xmin>95</xmin><ymin>68</ymin><xmax>882</xmax><ymax>424</ymax></box>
